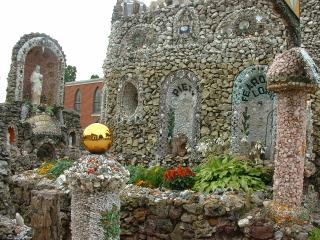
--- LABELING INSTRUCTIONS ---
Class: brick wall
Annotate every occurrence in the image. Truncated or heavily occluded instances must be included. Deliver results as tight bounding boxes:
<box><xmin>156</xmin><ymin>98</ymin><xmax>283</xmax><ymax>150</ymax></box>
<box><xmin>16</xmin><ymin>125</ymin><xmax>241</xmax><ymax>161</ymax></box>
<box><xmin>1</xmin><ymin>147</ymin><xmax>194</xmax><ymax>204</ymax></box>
<box><xmin>64</xmin><ymin>79</ymin><xmax>103</xmax><ymax>129</ymax></box>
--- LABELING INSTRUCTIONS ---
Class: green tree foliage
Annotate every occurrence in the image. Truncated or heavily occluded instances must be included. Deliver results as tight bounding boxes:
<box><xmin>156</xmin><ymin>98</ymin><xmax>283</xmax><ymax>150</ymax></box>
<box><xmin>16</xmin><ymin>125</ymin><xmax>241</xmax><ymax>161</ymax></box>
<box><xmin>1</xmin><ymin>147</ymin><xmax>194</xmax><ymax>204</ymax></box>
<box><xmin>90</xmin><ymin>74</ymin><xmax>100</xmax><ymax>79</ymax></box>
<box><xmin>64</xmin><ymin>65</ymin><xmax>77</xmax><ymax>82</ymax></box>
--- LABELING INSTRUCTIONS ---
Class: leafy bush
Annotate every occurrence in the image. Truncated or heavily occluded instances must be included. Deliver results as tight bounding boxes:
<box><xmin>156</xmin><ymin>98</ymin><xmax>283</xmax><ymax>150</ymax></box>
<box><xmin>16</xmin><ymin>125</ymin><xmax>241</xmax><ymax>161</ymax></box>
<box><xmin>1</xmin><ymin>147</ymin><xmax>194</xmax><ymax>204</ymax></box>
<box><xmin>37</xmin><ymin>159</ymin><xmax>73</xmax><ymax>179</ymax></box>
<box><xmin>126</xmin><ymin>165</ymin><xmax>165</xmax><ymax>188</ymax></box>
<box><xmin>164</xmin><ymin>166</ymin><xmax>196</xmax><ymax>190</ymax></box>
<box><xmin>308</xmin><ymin>228</ymin><xmax>320</xmax><ymax>240</ymax></box>
<box><xmin>47</xmin><ymin>159</ymin><xmax>74</xmax><ymax>179</ymax></box>
<box><xmin>194</xmin><ymin>155</ymin><xmax>271</xmax><ymax>193</ymax></box>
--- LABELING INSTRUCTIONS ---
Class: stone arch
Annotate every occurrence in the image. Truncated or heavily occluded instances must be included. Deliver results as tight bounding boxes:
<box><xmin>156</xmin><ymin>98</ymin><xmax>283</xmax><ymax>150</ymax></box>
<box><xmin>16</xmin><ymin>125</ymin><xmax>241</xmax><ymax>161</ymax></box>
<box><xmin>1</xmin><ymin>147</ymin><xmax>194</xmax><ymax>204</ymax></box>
<box><xmin>158</xmin><ymin>70</ymin><xmax>201</xmax><ymax>158</ymax></box>
<box><xmin>8</xmin><ymin>33</ymin><xmax>66</xmax><ymax>106</ymax></box>
<box><xmin>231</xmin><ymin>65</ymin><xmax>275</xmax><ymax>159</ymax></box>
<box><xmin>69</xmin><ymin>131</ymin><xmax>77</xmax><ymax>147</ymax></box>
<box><xmin>117</xmin><ymin>74</ymin><xmax>142</xmax><ymax>122</ymax></box>
<box><xmin>119</xmin><ymin>24</ymin><xmax>157</xmax><ymax>56</ymax></box>
<box><xmin>214</xmin><ymin>8</ymin><xmax>275</xmax><ymax>40</ymax></box>
<box><xmin>173</xmin><ymin>7</ymin><xmax>199</xmax><ymax>44</ymax></box>
<box><xmin>37</xmin><ymin>142</ymin><xmax>56</xmax><ymax>161</ymax></box>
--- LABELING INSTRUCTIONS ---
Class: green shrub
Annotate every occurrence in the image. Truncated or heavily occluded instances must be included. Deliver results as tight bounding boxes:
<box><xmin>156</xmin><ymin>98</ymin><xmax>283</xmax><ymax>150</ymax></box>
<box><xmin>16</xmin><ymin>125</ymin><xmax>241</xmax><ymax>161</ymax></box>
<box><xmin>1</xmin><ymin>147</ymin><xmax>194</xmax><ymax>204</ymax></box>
<box><xmin>126</xmin><ymin>165</ymin><xmax>148</xmax><ymax>184</ymax></box>
<box><xmin>47</xmin><ymin>159</ymin><xmax>74</xmax><ymax>179</ymax></box>
<box><xmin>308</xmin><ymin>228</ymin><xmax>320</xmax><ymax>240</ymax></box>
<box><xmin>193</xmin><ymin>155</ymin><xmax>271</xmax><ymax>193</ymax></box>
<box><xmin>126</xmin><ymin>165</ymin><xmax>165</xmax><ymax>188</ymax></box>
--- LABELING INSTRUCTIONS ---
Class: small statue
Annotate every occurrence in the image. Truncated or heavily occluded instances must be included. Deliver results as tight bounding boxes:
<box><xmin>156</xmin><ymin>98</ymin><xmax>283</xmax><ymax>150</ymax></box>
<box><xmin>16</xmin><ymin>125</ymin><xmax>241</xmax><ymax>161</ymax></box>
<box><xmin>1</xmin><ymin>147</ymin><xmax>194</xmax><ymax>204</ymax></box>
<box><xmin>30</xmin><ymin>65</ymin><xmax>43</xmax><ymax>105</ymax></box>
<box><xmin>172</xmin><ymin>133</ymin><xmax>188</xmax><ymax>157</ymax></box>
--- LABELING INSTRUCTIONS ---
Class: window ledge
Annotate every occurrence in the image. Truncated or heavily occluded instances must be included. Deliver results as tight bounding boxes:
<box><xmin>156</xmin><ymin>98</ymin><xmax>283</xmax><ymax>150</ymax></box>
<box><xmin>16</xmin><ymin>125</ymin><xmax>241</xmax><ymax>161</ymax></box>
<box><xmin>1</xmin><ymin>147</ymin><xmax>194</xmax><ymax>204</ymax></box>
<box><xmin>91</xmin><ymin>113</ymin><xmax>101</xmax><ymax>117</ymax></box>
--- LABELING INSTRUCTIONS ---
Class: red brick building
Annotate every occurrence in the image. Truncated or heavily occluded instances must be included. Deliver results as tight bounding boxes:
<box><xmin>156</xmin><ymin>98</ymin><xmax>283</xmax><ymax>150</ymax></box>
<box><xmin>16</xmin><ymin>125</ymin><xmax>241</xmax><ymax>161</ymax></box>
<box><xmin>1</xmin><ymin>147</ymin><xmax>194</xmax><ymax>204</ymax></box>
<box><xmin>64</xmin><ymin>79</ymin><xmax>103</xmax><ymax>128</ymax></box>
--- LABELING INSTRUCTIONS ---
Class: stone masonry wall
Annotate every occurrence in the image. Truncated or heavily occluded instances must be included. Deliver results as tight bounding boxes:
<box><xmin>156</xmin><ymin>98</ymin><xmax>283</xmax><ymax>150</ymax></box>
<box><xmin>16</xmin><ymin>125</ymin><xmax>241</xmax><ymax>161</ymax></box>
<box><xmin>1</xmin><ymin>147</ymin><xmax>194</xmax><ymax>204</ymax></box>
<box><xmin>102</xmin><ymin>0</ymin><xmax>296</xmax><ymax>165</ymax></box>
<box><xmin>301</xmin><ymin>0</ymin><xmax>320</xmax><ymax>194</ymax></box>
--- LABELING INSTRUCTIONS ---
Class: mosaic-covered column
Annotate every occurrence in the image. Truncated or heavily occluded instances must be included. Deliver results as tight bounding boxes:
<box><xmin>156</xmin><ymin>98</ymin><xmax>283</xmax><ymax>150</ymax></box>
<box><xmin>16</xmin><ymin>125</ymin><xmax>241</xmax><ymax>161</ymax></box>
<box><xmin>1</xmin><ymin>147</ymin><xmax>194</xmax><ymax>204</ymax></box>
<box><xmin>66</xmin><ymin>123</ymin><xmax>129</xmax><ymax>240</ymax></box>
<box><xmin>267</xmin><ymin>48</ymin><xmax>319</xmax><ymax>208</ymax></box>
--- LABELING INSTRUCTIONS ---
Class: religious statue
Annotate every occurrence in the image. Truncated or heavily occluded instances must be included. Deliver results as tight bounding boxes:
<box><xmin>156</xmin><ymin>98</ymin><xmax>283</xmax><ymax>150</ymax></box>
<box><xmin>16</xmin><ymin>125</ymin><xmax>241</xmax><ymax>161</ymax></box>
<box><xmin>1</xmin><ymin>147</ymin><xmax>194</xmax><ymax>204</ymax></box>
<box><xmin>30</xmin><ymin>65</ymin><xmax>43</xmax><ymax>105</ymax></box>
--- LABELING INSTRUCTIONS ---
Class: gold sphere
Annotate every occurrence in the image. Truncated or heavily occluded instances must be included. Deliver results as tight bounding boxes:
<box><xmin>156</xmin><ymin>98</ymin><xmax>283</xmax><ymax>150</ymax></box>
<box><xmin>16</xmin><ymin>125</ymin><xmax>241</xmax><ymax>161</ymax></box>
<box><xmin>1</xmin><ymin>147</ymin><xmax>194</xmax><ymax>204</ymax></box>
<box><xmin>83</xmin><ymin>123</ymin><xmax>112</xmax><ymax>154</ymax></box>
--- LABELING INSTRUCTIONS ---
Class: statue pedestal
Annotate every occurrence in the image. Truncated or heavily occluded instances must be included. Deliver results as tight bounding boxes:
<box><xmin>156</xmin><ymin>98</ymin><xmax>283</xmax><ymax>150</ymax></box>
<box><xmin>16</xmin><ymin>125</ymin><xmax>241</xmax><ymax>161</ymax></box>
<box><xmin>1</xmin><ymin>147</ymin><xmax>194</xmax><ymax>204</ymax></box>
<box><xmin>66</xmin><ymin>154</ymin><xmax>129</xmax><ymax>240</ymax></box>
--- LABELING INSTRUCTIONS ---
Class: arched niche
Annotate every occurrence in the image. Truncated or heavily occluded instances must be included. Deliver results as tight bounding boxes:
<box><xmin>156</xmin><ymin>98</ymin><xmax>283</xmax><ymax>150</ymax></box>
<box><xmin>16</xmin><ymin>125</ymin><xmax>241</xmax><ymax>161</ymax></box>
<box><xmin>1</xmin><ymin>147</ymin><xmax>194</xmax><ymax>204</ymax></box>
<box><xmin>158</xmin><ymin>70</ymin><xmax>201</xmax><ymax>157</ymax></box>
<box><xmin>37</xmin><ymin>142</ymin><xmax>56</xmax><ymax>161</ymax></box>
<box><xmin>7</xmin><ymin>126</ymin><xmax>16</xmax><ymax>145</ymax></box>
<box><xmin>117</xmin><ymin>74</ymin><xmax>142</xmax><ymax>122</ymax></box>
<box><xmin>13</xmin><ymin>34</ymin><xmax>66</xmax><ymax>106</ymax></box>
<box><xmin>173</xmin><ymin>7</ymin><xmax>199</xmax><ymax>44</ymax></box>
<box><xmin>214</xmin><ymin>8</ymin><xmax>274</xmax><ymax>39</ymax></box>
<box><xmin>122</xmin><ymin>82</ymin><xmax>138</xmax><ymax>117</ymax></box>
<box><xmin>69</xmin><ymin>131</ymin><xmax>77</xmax><ymax>147</ymax></box>
<box><xmin>119</xmin><ymin>25</ymin><xmax>157</xmax><ymax>56</ymax></box>
<box><xmin>231</xmin><ymin>65</ymin><xmax>275</xmax><ymax>159</ymax></box>
<box><xmin>23</xmin><ymin>47</ymin><xmax>59</xmax><ymax>105</ymax></box>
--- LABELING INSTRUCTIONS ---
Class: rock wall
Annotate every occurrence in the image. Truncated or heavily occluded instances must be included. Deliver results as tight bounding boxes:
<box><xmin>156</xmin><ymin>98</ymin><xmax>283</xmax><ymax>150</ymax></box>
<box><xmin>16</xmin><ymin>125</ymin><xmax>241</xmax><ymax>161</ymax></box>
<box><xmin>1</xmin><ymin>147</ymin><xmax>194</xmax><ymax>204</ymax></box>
<box><xmin>301</xmin><ymin>0</ymin><xmax>320</xmax><ymax>192</ymax></box>
<box><xmin>9</xmin><ymin>173</ymin><xmax>318</xmax><ymax>240</ymax></box>
<box><xmin>102</xmin><ymin>0</ymin><xmax>297</xmax><ymax>165</ymax></box>
<box><xmin>0</xmin><ymin>103</ymin><xmax>81</xmax><ymax>174</ymax></box>
<box><xmin>0</xmin><ymin>143</ymin><xmax>12</xmax><ymax>216</ymax></box>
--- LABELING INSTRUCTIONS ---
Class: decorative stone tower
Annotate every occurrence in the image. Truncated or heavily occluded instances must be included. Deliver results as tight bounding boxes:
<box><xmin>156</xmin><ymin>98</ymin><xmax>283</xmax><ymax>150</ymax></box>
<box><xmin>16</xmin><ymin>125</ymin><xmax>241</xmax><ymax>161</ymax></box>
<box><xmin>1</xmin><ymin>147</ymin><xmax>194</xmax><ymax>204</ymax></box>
<box><xmin>66</xmin><ymin>123</ymin><xmax>129</xmax><ymax>240</ymax></box>
<box><xmin>267</xmin><ymin>47</ymin><xmax>319</xmax><ymax>208</ymax></box>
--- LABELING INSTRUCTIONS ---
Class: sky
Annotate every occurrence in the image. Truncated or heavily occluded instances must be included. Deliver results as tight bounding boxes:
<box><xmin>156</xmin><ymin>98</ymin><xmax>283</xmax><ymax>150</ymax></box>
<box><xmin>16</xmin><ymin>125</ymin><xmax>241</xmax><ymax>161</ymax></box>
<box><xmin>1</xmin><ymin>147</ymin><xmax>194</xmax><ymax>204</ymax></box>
<box><xmin>0</xmin><ymin>0</ymin><xmax>153</xmax><ymax>103</ymax></box>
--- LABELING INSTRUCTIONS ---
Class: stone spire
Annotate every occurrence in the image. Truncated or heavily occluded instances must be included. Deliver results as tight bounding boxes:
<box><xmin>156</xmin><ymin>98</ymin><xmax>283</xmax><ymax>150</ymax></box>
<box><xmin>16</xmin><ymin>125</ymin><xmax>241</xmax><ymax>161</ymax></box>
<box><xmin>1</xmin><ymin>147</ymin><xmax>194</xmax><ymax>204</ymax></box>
<box><xmin>112</xmin><ymin>0</ymin><xmax>123</xmax><ymax>23</ymax></box>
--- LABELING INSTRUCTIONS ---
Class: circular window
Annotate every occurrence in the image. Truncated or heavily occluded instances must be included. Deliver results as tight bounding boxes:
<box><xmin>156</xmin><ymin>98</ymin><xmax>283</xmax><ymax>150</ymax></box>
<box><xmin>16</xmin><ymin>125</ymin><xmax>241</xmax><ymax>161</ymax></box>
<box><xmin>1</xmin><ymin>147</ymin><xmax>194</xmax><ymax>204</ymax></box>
<box><xmin>122</xmin><ymin>82</ymin><xmax>138</xmax><ymax>117</ymax></box>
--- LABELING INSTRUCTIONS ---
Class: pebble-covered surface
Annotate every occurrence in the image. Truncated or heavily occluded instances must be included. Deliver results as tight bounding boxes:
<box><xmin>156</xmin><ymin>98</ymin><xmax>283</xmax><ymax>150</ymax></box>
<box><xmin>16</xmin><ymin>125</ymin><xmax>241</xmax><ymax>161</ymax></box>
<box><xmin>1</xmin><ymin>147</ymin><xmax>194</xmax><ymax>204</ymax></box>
<box><xmin>267</xmin><ymin>47</ymin><xmax>320</xmax><ymax>208</ymax></box>
<box><xmin>102</xmin><ymin>0</ymin><xmax>294</xmax><ymax>165</ymax></box>
<box><xmin>71</xmin><ymin>191</ymin><xmax>120</xmax><ymax>240</ymax></box>
<box><xmin>66</xmin><ymin>154</ymin><xmax>129</xmax><ymax>240</ymax></box>
<box><xmin>65</xmin><ymin>154</ymin><xmax>129</xmax><ymax>193</ymax></box>
<box><xmin>7</xmin><ymin>172</ymin><xmax>320</xmax><ymax>240</ymax></box>
<box><xmin>272</xmin><ymin>91</ymin><xmax>308</xmax><ymax>208</ymax></box>
<box><xmin>267</xmin><ymin>47</ymin><xmax>319</xmax><ymax>92</ymax></box>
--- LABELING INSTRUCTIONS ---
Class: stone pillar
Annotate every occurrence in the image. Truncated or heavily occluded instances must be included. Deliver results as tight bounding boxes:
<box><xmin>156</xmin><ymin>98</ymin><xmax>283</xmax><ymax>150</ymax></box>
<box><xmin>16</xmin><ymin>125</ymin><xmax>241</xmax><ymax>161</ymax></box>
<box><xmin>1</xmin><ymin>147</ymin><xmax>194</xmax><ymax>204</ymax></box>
<box><xmin>66</xmin><ymin>154</ymin><xmax>129</xmax><ymax>240</ymax></box>
<box><xmin>267</xmin><ymin>47</ymin><xmax>319</xmax><ymax>208</ymax></box>
<box><xmin>30</xmin><ymin>190</ymin><xmax>61</xmax><ymax>240</ymax></box>
<box><xmin>272</xmin><ymin>91</ymin><xmax>308</xmax><ymax>207</ymax></box>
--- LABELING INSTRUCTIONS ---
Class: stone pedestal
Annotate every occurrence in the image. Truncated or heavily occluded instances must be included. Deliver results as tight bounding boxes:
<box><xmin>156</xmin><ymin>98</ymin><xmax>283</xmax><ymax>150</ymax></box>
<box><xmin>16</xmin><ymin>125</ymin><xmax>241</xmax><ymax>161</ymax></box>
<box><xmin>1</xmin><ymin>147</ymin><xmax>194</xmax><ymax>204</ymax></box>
<box><xmin>273</xmin><ymin>91</ymin><xmax>308</xmax><ymax>207</ymax></box>
<box><xmin>30</xmin><ymin>190</ymin><xmax>61</xmax><ymax>240</ymax></box>
<box><xmin>66</xmin><ymin>154</ymin><xmax>129</xmax><ymax>240</ymax></box>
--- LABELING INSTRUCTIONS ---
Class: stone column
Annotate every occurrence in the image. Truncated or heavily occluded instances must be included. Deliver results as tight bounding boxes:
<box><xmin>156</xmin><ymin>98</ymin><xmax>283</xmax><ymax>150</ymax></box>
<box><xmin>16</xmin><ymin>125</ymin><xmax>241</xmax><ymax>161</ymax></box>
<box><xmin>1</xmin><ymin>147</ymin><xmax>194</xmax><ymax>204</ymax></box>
<box><xmin>66</xmin><ymin>154</ymin><xmax>129</xmax><ymax>240</ymax></box>
<box><xmin>272</xmin><ymin>91</ymin><xmax>308</xmax><ymax>207</ymax></box>
<box><xmin>30</xmin><ymin>190</ymin><xmax>61</xmax><ymax>240</ymax></box>
<box><xmin>267</xmin><ymin>47</ymin><xmax>319</xmax><ymax>208</ymax></box>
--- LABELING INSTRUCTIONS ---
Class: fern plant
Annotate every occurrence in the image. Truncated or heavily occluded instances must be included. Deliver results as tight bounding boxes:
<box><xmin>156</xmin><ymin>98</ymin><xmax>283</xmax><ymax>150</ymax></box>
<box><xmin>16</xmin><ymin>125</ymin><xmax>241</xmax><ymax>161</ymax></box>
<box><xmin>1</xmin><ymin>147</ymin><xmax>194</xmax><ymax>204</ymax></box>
<box><xmin>193</xmin><ymin>155</ymin><xmax>271</xmax><ymax>193</ymax></box>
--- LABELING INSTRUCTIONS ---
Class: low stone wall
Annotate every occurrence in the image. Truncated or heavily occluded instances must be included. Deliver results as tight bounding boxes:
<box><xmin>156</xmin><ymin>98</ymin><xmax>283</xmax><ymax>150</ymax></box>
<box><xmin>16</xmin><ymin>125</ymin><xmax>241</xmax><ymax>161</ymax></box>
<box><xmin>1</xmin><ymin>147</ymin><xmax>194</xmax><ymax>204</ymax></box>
<box><xmin>8</xmin><ymin>173</ymin><xmax>318</xmax><ymax>240</ymax></box>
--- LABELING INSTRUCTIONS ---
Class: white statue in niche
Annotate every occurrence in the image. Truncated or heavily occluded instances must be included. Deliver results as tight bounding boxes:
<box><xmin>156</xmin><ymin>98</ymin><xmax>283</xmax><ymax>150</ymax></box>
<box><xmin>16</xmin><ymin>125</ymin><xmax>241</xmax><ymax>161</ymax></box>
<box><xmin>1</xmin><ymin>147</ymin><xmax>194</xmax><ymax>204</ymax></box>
<box><xmin>30</xmin><ymin>65</ymin><xmax>43</xmax><ymax>105</ymax></box>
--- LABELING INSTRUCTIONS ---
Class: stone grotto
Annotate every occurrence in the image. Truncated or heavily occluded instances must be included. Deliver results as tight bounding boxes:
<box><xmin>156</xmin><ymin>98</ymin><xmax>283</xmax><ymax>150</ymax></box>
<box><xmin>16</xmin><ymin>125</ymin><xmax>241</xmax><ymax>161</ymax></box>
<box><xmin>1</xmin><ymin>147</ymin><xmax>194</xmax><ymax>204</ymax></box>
<box><xmin>0</xmin><ymin>0</ymin><xmax>320</xmax><ymax>239</ymax></box>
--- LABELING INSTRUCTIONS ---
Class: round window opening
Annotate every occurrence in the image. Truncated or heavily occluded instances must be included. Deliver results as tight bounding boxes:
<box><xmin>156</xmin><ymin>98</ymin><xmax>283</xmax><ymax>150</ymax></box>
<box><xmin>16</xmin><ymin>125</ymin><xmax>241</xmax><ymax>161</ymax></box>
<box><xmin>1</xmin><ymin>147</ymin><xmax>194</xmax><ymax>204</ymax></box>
<box><xmin>122</xmin><ymin>82</ymin><xmax>138</xmax><ymax>117</ymax></box>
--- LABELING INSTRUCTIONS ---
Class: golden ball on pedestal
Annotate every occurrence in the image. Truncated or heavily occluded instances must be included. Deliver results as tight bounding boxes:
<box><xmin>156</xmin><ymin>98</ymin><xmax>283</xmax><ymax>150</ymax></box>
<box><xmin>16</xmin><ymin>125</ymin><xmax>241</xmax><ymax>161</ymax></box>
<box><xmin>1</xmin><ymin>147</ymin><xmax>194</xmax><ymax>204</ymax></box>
<box><xmin>83</xmin><ymin>123</ymin><xmax>112</xmax><ymax>154</ymax></box>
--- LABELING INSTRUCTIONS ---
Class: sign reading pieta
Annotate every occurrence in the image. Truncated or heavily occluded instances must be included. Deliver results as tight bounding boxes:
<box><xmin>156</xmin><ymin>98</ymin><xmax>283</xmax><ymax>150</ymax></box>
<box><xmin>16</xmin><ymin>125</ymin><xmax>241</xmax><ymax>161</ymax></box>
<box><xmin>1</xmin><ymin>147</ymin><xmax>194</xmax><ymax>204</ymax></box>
<box><xmin>231</xmin><ymin>65</ymin><xmax>275</xmax><ymax>159</ymax></box>
<box><xmin>158</xmin><ymin>70</ymin><xmax>200</xmax><ymax>158</ymax></box>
